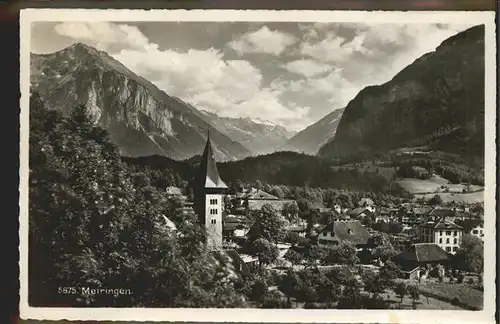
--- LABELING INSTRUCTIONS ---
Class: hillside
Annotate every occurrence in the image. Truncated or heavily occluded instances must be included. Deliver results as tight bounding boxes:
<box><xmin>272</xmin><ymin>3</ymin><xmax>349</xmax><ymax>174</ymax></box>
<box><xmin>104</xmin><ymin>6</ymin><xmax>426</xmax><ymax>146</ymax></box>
<box><xmin>318</xmin><ymin>25</ymin><xmax>485</xmax><ymax>163</ymax></box>
<box><xmin>282</xmin><ymin>108</ymin><xmax>345</xmax><ymax>155</ymax></box>
<box><xmin>30</xmin><ymin>42</ymin><xmax>251</xmax><ymax>161</ymax></box>
<box><xmin>200</xmin><ymin>110</ymin><xmax>296</xmax><ymax>155</ymax></box>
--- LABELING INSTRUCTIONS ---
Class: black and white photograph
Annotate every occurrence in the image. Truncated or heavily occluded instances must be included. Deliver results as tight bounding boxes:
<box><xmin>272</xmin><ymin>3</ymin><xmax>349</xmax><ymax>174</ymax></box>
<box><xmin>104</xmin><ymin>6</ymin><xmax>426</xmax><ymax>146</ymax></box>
<box><xmin>19</xmin><ymin>9</ymin><xmax>496</xmax><ymax>323</ymax></box>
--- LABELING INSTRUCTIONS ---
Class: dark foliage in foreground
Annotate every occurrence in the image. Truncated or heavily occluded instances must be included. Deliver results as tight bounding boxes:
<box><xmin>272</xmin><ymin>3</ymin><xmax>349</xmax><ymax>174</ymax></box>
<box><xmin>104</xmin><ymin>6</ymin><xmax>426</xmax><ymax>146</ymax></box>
<box><xmin>28</xmin><ymin>93</ymin><xmax>246</xmax><ymax>307</ymax></box>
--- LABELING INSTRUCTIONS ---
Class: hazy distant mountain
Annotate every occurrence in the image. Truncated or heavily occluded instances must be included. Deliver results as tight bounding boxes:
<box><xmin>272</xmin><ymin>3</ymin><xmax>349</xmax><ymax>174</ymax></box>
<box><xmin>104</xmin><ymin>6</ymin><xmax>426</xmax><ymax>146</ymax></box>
<box><xmin>30</xmin><ymin>42</ymin><xmax>251</xmax><ymax>161</ymax></box>
<box><xmin>281</xmin><ymin>108</ymin><xmax>345</xmax><ymax>155</ymax></box>
<box><xmin>319</xmin><ymin>25</ymin><xmax>485</xmax><ymax>162</ymax></box>
<box><xmin>200</xmin><ymin>110</ymin><xmax>296</xmax><ymax>155</ymax></box>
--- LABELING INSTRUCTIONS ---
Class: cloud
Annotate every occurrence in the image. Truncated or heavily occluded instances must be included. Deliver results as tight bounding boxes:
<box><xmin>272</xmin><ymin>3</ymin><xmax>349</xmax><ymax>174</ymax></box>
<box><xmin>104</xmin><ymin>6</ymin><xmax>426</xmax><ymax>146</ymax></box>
<box><xmin>115</xmin><ymin>47</ymin><xmax>263</xmax><ymax>107</ymax></box>
<box><xmin>54</xmin><ymin>22</ymin><xmax>151</xmax><ymax>52</ymax></box>
<box><xmin>283</xmin><ymin>59</ymin><xmax>334</xmax><ymax>77</ymax></box>
<box><xmin>228</xmin><ymin>26</ymin><xmax>297</xmax><ymax>56</ymax></box>
<box><xmin>51</xmin><ymin>21</ymin><xmax>473</xmax><ymax>132</ymax></box>
<box><xmin>271</xmin><ymin>69</ymin><xmax>358</xmax><ymax>111</ymax></box>
<box><xmin>298</xmin><ymin>23</ymin><xmax>472</xmax><ymax>87</ymax></box>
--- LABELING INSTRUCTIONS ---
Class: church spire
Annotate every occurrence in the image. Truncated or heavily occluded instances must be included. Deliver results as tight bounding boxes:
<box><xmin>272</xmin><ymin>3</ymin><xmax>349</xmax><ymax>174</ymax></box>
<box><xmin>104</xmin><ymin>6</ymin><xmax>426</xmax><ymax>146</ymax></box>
<box><xmin>194</xmin><ymin>128</ymin><xmax>228</xmax><ymax>189</ymax></box>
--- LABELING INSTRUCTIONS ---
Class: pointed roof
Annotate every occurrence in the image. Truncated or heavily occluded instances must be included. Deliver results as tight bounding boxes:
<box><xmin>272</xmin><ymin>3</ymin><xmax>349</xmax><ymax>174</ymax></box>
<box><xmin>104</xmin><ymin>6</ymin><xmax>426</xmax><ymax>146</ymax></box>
<box><xmin>194</xmin><ymin>132</ymin><xmax>228</xmax><ymax>189</ymax></box>
<box><xmin>246</xmin><ymin>189</ymin><xmax>279</xmax><ymax>200</ymax></box>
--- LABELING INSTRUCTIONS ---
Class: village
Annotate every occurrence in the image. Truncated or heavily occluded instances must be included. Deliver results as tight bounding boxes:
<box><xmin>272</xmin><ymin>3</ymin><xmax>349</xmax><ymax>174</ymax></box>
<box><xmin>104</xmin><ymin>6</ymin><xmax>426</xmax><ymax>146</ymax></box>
<box><xmin>160</xmin><ymin>135</ymin><xmax>485</xmax><ymax>310</ymax></box>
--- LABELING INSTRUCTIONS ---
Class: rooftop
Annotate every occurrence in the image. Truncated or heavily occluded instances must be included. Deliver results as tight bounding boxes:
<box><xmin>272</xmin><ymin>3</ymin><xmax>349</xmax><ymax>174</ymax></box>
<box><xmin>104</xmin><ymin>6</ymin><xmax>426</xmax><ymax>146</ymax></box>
<box><xmin>393</xmin><ymin>243</ymin><xmax>450</xmax><ymax>263</ymax></box>
<box><xmin>319</xmin><ymin>220</ymin><xmax>370</xmax><ymax>246</ymax></box>
<box><xmin>193</xmin><ymin>133</ymin><xmax>228</xmax><ymax>189</ymax></box>
<box><xmin>420</xmin><ymin>218</ymin><xmax>464</xmax><ymax>230</ymax></box>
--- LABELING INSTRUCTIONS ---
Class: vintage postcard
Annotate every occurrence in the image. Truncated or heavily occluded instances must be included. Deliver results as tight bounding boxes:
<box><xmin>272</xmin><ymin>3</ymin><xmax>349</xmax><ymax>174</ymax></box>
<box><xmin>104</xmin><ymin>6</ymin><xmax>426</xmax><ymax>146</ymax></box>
<box><xmin>19</xmin><ymin>8</ymin><xmax>496</xmax><ymax>323</ymax></box>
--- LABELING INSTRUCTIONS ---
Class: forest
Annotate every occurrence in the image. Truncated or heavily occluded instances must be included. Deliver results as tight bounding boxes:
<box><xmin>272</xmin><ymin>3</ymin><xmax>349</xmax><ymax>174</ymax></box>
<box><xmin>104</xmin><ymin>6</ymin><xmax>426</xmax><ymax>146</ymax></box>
<box><xmin>28</xmin><ymin>93</ymin><xmax>246</xmax><ymax>307</ymax></box>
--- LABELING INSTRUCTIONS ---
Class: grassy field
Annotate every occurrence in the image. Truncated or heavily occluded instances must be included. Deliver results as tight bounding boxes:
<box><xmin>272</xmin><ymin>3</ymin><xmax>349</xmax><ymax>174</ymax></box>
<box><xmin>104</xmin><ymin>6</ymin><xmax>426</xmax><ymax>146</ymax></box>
<box><xmin>416</xmin><ymin>283</ymin><xmax>483</xmax><ymax>310</ymax></box>
<box><xmin>382</xmin><ymin>288</ymin><xmax>463</xmax><ymax>310</ymax></box>
<box><xmin>414</xmin><ymin>191</ymin><xmax>484</xmax><ymax>203</ymax></box>
<box><xmin>395</xmin><ymin>178</ymin><xmax>444</xmax><ymax>194</ymax></box>
<box><xmin>395</xmin><ymin>176</ymin><xmax>484</xmax><ymax>194</ymax></box>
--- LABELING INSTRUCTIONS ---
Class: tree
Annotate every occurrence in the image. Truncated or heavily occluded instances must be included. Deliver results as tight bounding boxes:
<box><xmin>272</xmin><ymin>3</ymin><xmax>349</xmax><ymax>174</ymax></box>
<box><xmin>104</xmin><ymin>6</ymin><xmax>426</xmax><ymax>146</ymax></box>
<box><xmin>428</xmin><ymin>194</ymin><xmax>443</xmax><ymax>206</ymax></box>
<box><xmin>282</xmin><ymin>202</ymin><xmax>299</xmax><ymax>224</ymax></box>
<box><xmin>453</xmin><ymin>234</ymin><xmax>483</xmax><ymax>273</ymax></box>
<box><xmin>362</xmin><ymin>271</ymin><xmax>386</xmax><ymax>299</ymax></box>
<box><xmin>248</xmin><ymin>204</ymin><xmax>285</xmax><ymax>243</ymax></box>
<box><xmin>389</xmin><ymin>222</ymin><xmax>404</xmax><ymax>234</ymax></box>
<box><xmin>261</xmin><ymin>290</ymin><xmax>289</xmax><ymax>308</ymax></box>
<box><xmin>270</xmin><ymin>186</ymin><xmax>285</xmax><ymax>199</ymax></box>
<box><xmin>284</xmin><ymin>249</ymin><xmax>302</xmax><ymax>269</ymax></box>
<box><xmin>379</xmin><ymin>261</ymin><xmax>402</xmax><ymax>287</ymax></box>
<box><xmin>235</xmin><ymin>179</ymin><xmax>244</xmax><ymax>192</ymax></box>
<box><xmin>303</xmin><ymin>245</ymin><xmax>325</xmax><ymax>270</ymax></box>
<box><xmin>284</xmin><ymin>231</ymin><xmax>300</xmax><ymax>246</ymax></box>
<box><xmin>407</xmin><ymin>284</ymin><xmax>420</xmax><ymax>309</ymax></box>
<box><xmin>393</xmin><ymin>282</ymin><xmax>408</xmax><ymax>307</ymax></box>
<box><xmin>316</xmin><ymin>279</ymin><xmax>341</xmax><ymax>307</ymax></box>
<box><xmin>250</xmin><ymin>278</ymin><xmax>268</xmax><ymax>303</ymax></box>
<box><xmin>369</xmin><ymin>233</ymin><xmax>397</xmax><ymax>262</ymax></box>
<box><xmin>337</xmin><ymin>286</ymin><xmax>364</xmax><ymax>309</ymax></box>
<box><xmin>251</xmin><ymin>238</ymin><xmax>279</xmax><ymax>271</ymax></box>
<box><xmin>28</xmin><ymin>98</ymin><xmax>246</xmax><ymax>308</ymax></box>
<box><xmin>277</xmin><ymin>271</ymin><xmax>301</xmax><ymax>306</ymax></box>
<box><xmin>322</xmin><ymin>241</ymin><xmax>359</xmax><ymax>266</ymax></box>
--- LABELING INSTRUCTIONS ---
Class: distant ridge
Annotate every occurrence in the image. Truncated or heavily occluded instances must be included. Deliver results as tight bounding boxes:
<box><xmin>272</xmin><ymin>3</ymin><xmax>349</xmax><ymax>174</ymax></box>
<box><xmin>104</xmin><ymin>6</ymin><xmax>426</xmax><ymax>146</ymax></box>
<box><xmin>319</xmin><ymin>25</ymin><xmax>485</xmax><ymax>163</ymax></box>
<box><xmin>30</xmin><ymin>42</ymin><xmax>251</xmax><ymax>161</ymax></box>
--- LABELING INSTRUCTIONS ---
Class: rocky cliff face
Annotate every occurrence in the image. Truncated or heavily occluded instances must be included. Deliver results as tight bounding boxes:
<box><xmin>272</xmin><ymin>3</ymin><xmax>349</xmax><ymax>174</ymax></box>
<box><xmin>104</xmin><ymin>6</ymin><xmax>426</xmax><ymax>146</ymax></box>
<box><xmin>282</xmin><ymin>108</ymin><xmax>345</xmax><ymax>155</ymax></box>
<box><xmin>30</xmin><ymin>42</ymin><xmax>251</xmax><ymax>161</ymax></box>
<box><xmin>318</xmin><ymin>25</ymin><xmax>485</xmax><ymax>162</ymax></box>
<box><xmin>200</xmin><ymin>110</ymin><xmax>296</xmax><ymax>155</ymax></box>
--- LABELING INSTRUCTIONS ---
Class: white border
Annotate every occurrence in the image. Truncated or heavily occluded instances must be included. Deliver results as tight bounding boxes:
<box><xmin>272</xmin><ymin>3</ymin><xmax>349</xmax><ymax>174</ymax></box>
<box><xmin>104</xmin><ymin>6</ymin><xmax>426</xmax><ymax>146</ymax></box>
<box><xmin>19</xmin><ymin>9</ymin><xmax>497</xmax><ymax>323</ymax></box>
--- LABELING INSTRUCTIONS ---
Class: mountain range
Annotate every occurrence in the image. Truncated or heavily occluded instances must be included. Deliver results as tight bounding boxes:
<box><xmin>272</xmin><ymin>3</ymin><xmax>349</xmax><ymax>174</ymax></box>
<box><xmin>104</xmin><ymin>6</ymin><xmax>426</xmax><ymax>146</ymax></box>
<box><xmin>30</xmin><ymin>24</ymin><xmax>485</xmax><ymax>165</ymax></box>
<box><xmin>30</xmin><ymin>43</ymin><xmax>252</xmax><ymax>161</ymax></box>
<box><xmin>199</xmin><ymin>111</ymin><xmax>296</xmax><ymax>155</ymax></box>
<box><xmin>282</xmin><ymin>108</ymin><xmax>345</xmax><ymax>155</ymax></box>
<box><xmin>318</xmin><ymin>24</ymin><xmax>485</xmax><ymax>163</ymax></box>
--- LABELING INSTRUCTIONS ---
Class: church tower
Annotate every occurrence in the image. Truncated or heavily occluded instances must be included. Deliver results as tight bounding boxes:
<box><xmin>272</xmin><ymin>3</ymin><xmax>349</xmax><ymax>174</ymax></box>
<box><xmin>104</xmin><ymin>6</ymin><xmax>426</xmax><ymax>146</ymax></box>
<box><xmin>192</xmin><ymin>130</ymin><xmax>227</xmax><ymax>251</ymax></box>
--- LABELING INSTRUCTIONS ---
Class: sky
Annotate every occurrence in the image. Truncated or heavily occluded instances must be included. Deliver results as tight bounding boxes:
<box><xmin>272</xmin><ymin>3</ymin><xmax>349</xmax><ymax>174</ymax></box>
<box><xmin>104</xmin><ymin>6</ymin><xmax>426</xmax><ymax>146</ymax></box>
<box><xmin>30</xmin><ymin>21</ymin><xmax>472</xmax><ymax>131</ymax></box>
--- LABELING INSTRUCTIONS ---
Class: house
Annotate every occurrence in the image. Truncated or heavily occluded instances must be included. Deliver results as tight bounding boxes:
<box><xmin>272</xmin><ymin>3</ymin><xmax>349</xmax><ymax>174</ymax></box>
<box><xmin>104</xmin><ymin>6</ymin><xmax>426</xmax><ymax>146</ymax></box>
<box><xmin>418</xmin><ymin>218</ymin><xmax>464</xmax><ymax>254</ymax></box>
<box><xmin>212</xmin><ymin>249</ymin><xmax>259</xmax><ymax>276</ymax></box>
<box><xmin>223</xmin><ymin>222</ymin><xmax>249</xmax><ymax>239</ymax></box>
<box><xmin>245</xmin><ymin>189</ymin><xmax>298</xmax><ymax>213</ymax></box>
<box><xmin>358</xmin><ymin>198</ymin><xmax>376</xmax><ymax>213</ymax></box>
<box><xmin>469</xmin><ymin>224</ymin><xmax>484</xmax><ymax>241</ymax></box>
<box><xmin>348</xmin><ymin>207</ymin><xmax>374</xmax><ymax>221</ymax></box>
<box><xmin>223</xmin><ymin>215</ymin><xmax>251</xmax><ymax>239</ymax></box>
<box><xmin>359</xmin><ymin>197</ymin><xmax>374</xmax><ymax>207</ymax></box>
<box><xmin>427</xmin><ymin>207</ymin><xmax>456</xmax><ymax>222</ymax></box>
<box><xmin>160</xmin><ymin>214</ymin><xmax>177</xmax><ymax>231</ymax></box>
<box><xmin>399</xmin><ymin>206</ymin><xmax>433</xmax><ymax>225</ymax></box>
<box><xmin>165</xmin><ymin>186</ymin><xmax>183</xmax><ymax>196</ymax></box>
<box><xmin>374</xmin><ymin>214</ymin><xmax>391</xmax><ymax>223</ymax></box>
<box><xmin>317</xmin><ymin>219</ymin><xmax>370</xmax><ymax>250</ymax></box>
<box><xmin>285</xmin><ymin>224</ymin><xmax>307</xmax><ymax>237</ymax></box>
<box><xmin>392</xmin><ymin>243</ymin><xmax>450</xmax><ymax>280</ymax></box>
<box><xmin>309</xmin><ymin>201</ymin><xmax>331</xmax><ymax>213</ymax></box>
<box><xmin>276</xmin><ymin>243</ymin><xmax>292</xmax><ymax>259</ymax></box>
<box><xmin>332</xmin><ymin>204</ymin><xmax>342</xmax><ymax>214</ymax></box>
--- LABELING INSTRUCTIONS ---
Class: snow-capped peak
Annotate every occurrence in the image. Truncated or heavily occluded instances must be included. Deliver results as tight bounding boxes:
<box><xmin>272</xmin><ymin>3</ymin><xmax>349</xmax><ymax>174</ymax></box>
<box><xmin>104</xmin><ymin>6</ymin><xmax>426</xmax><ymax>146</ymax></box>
<box><xmin>250</xmin><ymin>117</ymin><xmax>276</xmax><ymax>127</ymax></box>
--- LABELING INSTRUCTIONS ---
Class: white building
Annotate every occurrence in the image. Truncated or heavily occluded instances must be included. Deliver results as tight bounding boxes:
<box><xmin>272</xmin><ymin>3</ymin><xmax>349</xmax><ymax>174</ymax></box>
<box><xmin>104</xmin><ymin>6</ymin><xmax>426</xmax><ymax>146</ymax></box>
<box><xmin>469</xmin><ymin>225</ymin><xmax>484</xmax><ymax>241</ymax></box>
<box><xmin>419</xmin><ymin>218</ymin><xmax>464</xmax><ymax>254</ymax></box>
